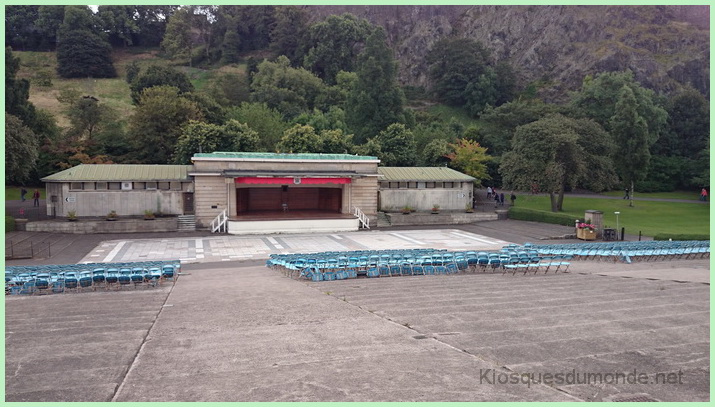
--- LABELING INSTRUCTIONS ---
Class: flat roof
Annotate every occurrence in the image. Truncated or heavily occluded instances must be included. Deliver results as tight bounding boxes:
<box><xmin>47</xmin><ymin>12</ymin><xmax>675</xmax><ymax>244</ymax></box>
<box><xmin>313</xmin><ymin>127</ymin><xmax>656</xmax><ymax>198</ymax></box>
<box><xmin>41</xmin><ymin>164</ymin><xmax>193</xmax><ymax>182</ymax></box>
<box><xmin>378</xmin><ymin>167</ymin><xmax>475</xmax><ymax>182</ymax></box>
<box><xmin>192</xmin><ymin>152</ymin><xmax>379</xmax><ymax>162</ymax></box>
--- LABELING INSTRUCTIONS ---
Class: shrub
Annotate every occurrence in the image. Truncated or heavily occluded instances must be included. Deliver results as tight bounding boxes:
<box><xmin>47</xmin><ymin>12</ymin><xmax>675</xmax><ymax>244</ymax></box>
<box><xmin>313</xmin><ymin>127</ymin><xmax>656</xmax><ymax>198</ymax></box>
<box><xmin>508</xmin><ymin>207</ymin><xmax>579</xmax><ymax>226</ymax></box>
<box><xmin>6</xmin><ymin>216</ymin><xmax>16</xmax><ymax>232</ymax></box>
<box><xmin>653</xmin><ymin>234</ymin><xmax>709</xmax><ymax>241</ymax></box>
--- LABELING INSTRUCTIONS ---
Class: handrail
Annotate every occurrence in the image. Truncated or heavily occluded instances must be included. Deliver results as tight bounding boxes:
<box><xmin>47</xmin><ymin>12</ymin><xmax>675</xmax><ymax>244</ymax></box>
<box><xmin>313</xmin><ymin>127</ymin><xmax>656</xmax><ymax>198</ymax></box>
<box><xmin>353</xmin><ymin>206</ymin><xmax>370</xmax><ymax>229</ymax></box>
<box><xmin>210</xmin><ymin>209</ymin><xmax>228</xmax><ymax>233</ymax></box>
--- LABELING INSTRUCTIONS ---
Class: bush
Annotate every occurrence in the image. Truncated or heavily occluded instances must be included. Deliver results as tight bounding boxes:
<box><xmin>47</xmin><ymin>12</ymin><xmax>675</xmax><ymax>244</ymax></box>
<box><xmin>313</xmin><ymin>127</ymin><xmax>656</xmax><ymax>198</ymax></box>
<box><xmin>6</xmin><ymin>216</ymin><xmax>16</xmax><ymax>232</ymax></box>
<box><xmin>508</xmin><ymin>207</ymin><xmax>579</xmax><ymax>227</ymax></box>
<box><xmin>653</xmin><ymin>234</ymin><xmax>709</xmax><ymax>241</ymax></box>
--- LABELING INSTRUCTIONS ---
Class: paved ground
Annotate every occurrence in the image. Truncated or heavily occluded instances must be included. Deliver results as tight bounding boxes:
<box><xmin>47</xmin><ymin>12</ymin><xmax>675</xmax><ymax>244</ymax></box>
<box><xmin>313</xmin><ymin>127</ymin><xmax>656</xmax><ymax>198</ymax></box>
<box><xmin>5</xmin><ymin>220</ymin><xmax>710</xmax><ymax>402</ymax></box>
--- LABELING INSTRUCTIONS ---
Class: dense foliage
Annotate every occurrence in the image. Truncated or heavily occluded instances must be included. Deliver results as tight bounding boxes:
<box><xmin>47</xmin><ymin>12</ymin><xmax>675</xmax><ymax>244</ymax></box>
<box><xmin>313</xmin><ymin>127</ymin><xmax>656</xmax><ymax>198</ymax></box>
<box><xmin>3</xmin><ymin>5</ymin><xmax>708</xmax><ymax>202</ymax></box>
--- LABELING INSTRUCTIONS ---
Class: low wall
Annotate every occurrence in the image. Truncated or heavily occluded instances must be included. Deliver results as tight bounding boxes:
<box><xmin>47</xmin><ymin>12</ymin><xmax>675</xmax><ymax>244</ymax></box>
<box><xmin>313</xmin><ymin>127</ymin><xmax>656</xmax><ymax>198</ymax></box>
<box><xmin>386</xmin><ymin>211</ymin><xmax>497</xmax><ymax>226</ymax></box>
<box><xmin>25</xmin><ymin>218</ymin><xmax>178</xmax><ymax>234</ymax></box>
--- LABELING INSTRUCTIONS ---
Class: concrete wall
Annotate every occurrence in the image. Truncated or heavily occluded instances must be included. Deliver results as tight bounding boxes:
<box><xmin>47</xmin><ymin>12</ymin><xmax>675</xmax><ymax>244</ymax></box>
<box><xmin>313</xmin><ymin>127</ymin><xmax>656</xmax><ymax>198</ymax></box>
<box><xmin>46</xmin><ymin>182</ymin><xmax>189</xmax><ymax>218</ymax></box>
<box><xmin>26</xmin><ymin>218</ymin><xmax>178</xmax><ymax>234</ymax></box>
<box><xmin>379</xmin><ymin>184</ymin><xmax>473</xmax><ymax>212</ymax></box>
<box><xmin>194</xmin><ymin>176</ymin><xmax>229</xmax><ymax>229</ymax></box>
<box><xmin>386</xmin><ymin>211</ymin><xmax>497</xmax><ymax>226</ymax></box>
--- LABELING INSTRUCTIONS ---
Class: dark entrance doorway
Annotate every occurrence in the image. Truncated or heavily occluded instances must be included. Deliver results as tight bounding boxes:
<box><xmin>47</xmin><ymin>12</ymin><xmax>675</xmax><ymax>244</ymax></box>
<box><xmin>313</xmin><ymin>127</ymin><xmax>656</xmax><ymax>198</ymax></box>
<box><xmin>236</xmin><ymin>186</ymin><xmax>342</xmax><ymax>214</ymax></box>
<box><xmin>182</xmin><ymin>193</ymin><xmax>194</xmax><ymax>214</ymax></box>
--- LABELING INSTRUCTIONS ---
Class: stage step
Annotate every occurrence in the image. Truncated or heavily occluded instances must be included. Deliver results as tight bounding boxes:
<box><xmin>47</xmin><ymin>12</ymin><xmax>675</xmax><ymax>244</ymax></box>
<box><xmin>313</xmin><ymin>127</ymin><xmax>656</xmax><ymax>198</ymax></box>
<box><xmin>376</xmin><ymin>211</ymin><xmax>392</xmax><ymax>228</ymax></box>
<box><xmin>177</xmin><ymin>215</ymin><xmax>196</xmax><ymax>231</ymax></box>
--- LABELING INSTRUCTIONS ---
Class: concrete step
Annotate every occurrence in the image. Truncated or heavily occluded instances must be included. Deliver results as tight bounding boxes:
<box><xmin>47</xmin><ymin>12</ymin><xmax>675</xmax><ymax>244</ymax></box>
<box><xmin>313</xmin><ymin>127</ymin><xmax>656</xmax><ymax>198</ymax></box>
<box><xmin>177</xmin><ymin>215</ymin><xmax>196</xmax><ymax>231</ymax></box>
<box><xmin>376</xmin><ymin>212</ymin><xmax>392</xmax><ymax>228</ymax></box>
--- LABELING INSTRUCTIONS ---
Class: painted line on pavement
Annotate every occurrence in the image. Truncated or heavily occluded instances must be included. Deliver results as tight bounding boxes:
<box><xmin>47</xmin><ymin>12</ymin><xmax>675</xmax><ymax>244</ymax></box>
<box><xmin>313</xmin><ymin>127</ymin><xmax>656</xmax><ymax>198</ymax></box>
<box><xmin>450</xmin><ymin>231</ymin><xmax>503</xmax><ymax>245</ymax></box>
<box><xmin>103</xmin><ymin>241</ymin><xmax>127</xmax><ymax>262</ymax></box>
<box><xmin>389</xmin><ymin>232</ymin><xmax>425</xmax><ymax>245</ymax></box>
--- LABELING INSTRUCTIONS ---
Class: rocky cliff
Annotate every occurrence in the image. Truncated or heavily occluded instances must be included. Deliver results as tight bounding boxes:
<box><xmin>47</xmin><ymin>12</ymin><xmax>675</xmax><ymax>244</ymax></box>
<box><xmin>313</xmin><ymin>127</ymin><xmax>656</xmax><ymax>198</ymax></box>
<box><xmin>305</xmin><ymin>5</ymin><xmax>709</xmax><ymax>101</ymax></box>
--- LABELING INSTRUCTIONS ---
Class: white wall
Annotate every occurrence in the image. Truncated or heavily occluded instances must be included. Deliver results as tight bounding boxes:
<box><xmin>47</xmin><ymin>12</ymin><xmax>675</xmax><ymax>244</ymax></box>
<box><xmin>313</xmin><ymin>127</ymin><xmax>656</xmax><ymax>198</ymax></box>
<box><xmin>379</xmin><ymin>185</ymin><xmax>473</xmax><ymax>212</ymax></box>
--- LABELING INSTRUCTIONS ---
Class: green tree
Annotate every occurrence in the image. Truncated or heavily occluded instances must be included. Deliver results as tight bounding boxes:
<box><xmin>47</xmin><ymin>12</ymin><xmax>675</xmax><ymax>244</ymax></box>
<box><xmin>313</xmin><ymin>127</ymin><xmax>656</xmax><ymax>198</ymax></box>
<box><xmin>270</xmin><ymin>6</ymin><xmax>309</xmax><ymax>66</ymax></box>
<box><xmin>172</xmin><ymin>120</ymin><xmax>258</xmax><ymax>164</ymax></box>
<box><xmin>610</xmin><ymin>86</ymin><xmax>650</xmax><ymax>207</ymax></box>
<box><xmin>276</xmin><ymin>124</ymin><xmax>323</xmax><ymax>153</ymax></box>
<box><xmin>346</xmin><ymin>27</ymin><xmax>407</xmax><ymax>144</ymax></box>
<box><xmin>55</xmin><ymin>6</ymin><xmax>116</xmax><ymax>79</ymax></box>
<box><xmin>63</xmin><ymin>95</ymin><xmax>111</xmax><ymax>141</ymax></box>
<box><xmin>221</xmin><ymin>16</ymin><xmax>241</xmax><ymax>64</ymax></box>
<box><xmin>319</xmin><ymin>129</ymin><xmax>354</xmax><ymax>154</ymax></box>
<box><xmin>303</xmin><ymin>13</ymin><xmax>375</xmax><ymax>85</ymax></box>
<box><xmin>375</xmin><ymin>123</ymin><xmax>416</xmax><ymax>166</ymax></box>
<box><xmin>205</xmin><ymin>72</ymin><xmax>250</xmax><ymax>107</ymax></box>
<box><xmin>500</xmin><ymin>114</ymin><xmax>615</xmax><ymax>212</ymax></box>
<box><xmin>478</xmin><ymin>100</ymin><xmax>560</xmax><ymax>155</ymax></box>
<box><xmin>226</xmin><ymin>102</ymin><xmax>288</xmax><ymax>151</ymax></box>
<box><xmin>161</xmin><ymin>7</ymin><xmax>193</xmax><ymax>65</ymax></box>
<box><xmin>570</xmin><ymin>71</ymin><xmax>667</xmax><ymax>145</ymax></box>
<box><xmin>129</xmin><ymin>65</ymin><xmax>194</xmax><ymax>104</ymax></box>
<box><xmin>427</xmin><ymin>38</ymin><xmax>498</xmax><ymax>116</ymax></box>
<box><xmin>97</xmin><ymin>5</ymin><xmax>139</xmax><ymax>47</ymax></box>
<box><xmin>5</xmin><ymin>47</ymin><xmax>37</xmax><ymax>126</ymax></box>
<box><xmin>422</xmin><ymin>138</ymin><xmax>451</xmax><ymax>167</ymax></box>
<box><xmin>128</xmin><ymin>86</ymin><xmax>203</xmax><ymax>163</ymax></box>
<box><xmin>664</xmin><ymin>87</ymin><xmax>709</xmax><ymax>158</ymax></box>
<box><xmin>5</xmin><ymin>114</ymin><xmax>39</xmax><ymax>184</ymax></box>
<box><xmin>5</xmin><ymin>6</ymin><xmax>42</xmax><ymax>51</ymax></box>
<box><xmin>250</xmin><ymin>55</ymin><xmax>326</xmax><ymax>119</ymax></box>
<box><xmin>35</xmin><ymin>5</ymin><xmax>65</xmax><ymax>50</ymax></box>
<box><xmin>445</xmin><ymin>139</ymin><xmax>491</xmax><ymax>183</ymax></box>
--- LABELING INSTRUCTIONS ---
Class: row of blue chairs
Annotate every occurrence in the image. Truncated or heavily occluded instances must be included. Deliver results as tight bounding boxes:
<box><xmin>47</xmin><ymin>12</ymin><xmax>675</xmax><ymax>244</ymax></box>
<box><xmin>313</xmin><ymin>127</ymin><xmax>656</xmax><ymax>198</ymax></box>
<box><xmin>6</xmin><ymin>262</ymin><xmax>180</xmax><ymax>296</ymax></box>
<box><xmin>524</xmin><ymin>241</ymin><xmax>709</xmax><ymax>263</ymax></box>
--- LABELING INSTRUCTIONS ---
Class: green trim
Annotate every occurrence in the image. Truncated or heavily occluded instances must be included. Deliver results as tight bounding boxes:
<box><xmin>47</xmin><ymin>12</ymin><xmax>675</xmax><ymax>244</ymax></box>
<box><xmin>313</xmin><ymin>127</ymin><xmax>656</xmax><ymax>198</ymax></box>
<box><xmin>192</xmin><ymin>152</ymin><xmax>378</xmax><ymax>161</ymax></box>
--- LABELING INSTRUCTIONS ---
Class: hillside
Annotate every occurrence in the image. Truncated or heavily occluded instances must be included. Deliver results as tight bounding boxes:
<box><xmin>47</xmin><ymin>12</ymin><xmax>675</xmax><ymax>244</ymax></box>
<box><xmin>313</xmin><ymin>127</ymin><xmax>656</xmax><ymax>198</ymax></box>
<box><xmin>306</xmin><ymin>5</ymin><xmax>709</xmax><ymax>101</ymax></box>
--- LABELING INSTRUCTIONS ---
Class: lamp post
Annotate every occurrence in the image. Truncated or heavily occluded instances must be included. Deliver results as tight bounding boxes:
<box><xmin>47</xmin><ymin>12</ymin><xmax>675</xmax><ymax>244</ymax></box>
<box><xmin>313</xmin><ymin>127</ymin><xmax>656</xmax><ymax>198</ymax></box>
<box><xmin>614</xmin><ymin>212</ymin><xmax>620</xmax><ymax>240</ymax></box>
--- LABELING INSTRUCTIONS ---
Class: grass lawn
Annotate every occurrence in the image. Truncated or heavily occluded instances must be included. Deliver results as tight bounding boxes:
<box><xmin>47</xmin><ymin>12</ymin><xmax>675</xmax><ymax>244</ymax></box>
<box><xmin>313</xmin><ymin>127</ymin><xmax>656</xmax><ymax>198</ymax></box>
<box><xmin>515</xmin><ymin>194</ymin><xmax>709</xmax><ymax>237</ymax></box>
<box><xmin>6</xmin><ymin>186</ymin><xmax>45</xmax><ymax>201</ymax></box>
<box><xmin>601</xmin><ymin>190</ymin><xmax>702</xmax><ymax>201</ymax></box>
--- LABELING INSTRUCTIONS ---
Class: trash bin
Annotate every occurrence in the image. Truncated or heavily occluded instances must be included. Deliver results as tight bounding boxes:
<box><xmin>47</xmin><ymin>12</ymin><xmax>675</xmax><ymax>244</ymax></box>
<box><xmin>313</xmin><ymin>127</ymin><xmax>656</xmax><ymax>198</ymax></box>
<box><xmin>602</xmin><ymin>228</ymin><xmax>616</xmax><ymax>241</ymax></box>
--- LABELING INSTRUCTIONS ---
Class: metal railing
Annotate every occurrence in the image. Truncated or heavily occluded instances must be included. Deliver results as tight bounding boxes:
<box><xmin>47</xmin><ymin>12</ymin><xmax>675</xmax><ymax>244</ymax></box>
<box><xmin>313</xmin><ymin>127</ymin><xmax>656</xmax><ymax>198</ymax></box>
<box><xmin>210</xmin><ymin>209</ymin><xmax>228</xmax><ymax>233</ymax></box>
<box><xmin>353</xmin><ymin>206</ymin><xmax>370</xmax><ymax>229</ymax></box>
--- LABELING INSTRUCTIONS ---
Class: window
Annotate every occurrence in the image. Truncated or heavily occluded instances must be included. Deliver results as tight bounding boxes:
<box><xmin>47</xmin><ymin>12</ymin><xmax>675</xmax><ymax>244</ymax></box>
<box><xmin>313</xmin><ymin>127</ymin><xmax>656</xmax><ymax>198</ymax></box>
<box><xmin>158</xmin><ymin>182</ymin><xmax>171</xmax><ymax>190</ymax></box>
<box><xmin>398</xmin><ymin>182</ymin><xmax>407</xmax><ymax>189</ymax></box>
<box><xmin>426</xmin><ymin>182</ymin><xmax>435</xmax><ymax>188</ymax></box>
<box><xmin>408</xmin><ymin>182</ymin><xmax>417</xmax><ymax>188</ymax></box>
<box><xmin>380</xmin><ymin>181</ymin><xmax>390</xmax><ymax>189</ymax></box>
<box><xmin>134</xmin><ymin>182</ymin><xmax>145</xmax><ymax>190</ymax></box>
<box><xmin>417</xmin><ymin>182</ymin><xmax>426</xmax><ymax>189</ymax></box>
<box><xmin>70</xmin><ymin>182</ymin><xmax>83</xmax><ymax>190</ymax></box>
<box><xmin>170</xmin><ymin>181</ymin><xmax>182</xmax><ymax>190</ymax></box>
<box><xmin>83</xmin><ymin>182</ymin><xmax>95</xmax><ymax>190</ymax></box>
<box><xmin>436</xmin><ymin>182</ymin><xmax>444</xmax><ymax>188</ymax></box>
<box><xmin>95</xmin><ymin>182</ymin><xmax>107</xmax><ymax>190</ymax></box>
<box><xmin>146</xmin><ymin>182</ymin><xmax>157</xmax><ymax>190</ymax></box>
<box><xmin>108</xmin><ymin>182</ymin><xmax>121</xmax><ymax>190</ymax></box>
<box><xmin>444</xmin><ymin>182</ymin><xmax>453</xmax><ymax>189</ymax></box>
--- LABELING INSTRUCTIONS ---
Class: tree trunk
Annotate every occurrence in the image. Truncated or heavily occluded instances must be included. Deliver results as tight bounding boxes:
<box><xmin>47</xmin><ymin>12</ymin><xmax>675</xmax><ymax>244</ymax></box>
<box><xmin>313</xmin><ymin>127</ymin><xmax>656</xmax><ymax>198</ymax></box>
<box><xmin>629</xmin><ymin>180</ymin><xmax>634</xmax><ymax>207</ymax></box>
<box><xmin>557</xmin><ymin>187</ymin><xmax>565</xmax><ymax>211</ymax></box>
<box><xmin>549</xmin><ymin>192</ymin><xmax>559</xmax><ymax>212</ymax></box>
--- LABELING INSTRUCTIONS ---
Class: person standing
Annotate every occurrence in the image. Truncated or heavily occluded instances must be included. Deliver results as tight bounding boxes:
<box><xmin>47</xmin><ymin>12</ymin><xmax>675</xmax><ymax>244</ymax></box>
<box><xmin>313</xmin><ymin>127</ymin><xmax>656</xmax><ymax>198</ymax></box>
<box><xmin>32</xmin><ymin>189</ymin><xmax>40</xmax><ymax>207</ymax></box>
<box><xmin>499</xmin><ymin>192</ymin><xmax>505</xmax><ymax>206</ymax></box>
<box><xmin>701</xmin><ymin>188</ymin><xmax>708</xmax><ymax>201</ymax></box>
<box><xmin>486</xmin><ymin>186</ymin><xmax>493</xmax><ymax>199</ymax></box>
<box><xmin>493</xmin><ymin>189</ymin><xmax>499</xmax><ymax>207</ymax></box>
<box><xmin>20</xmin><ymin>187</ymin><xmax>27</xmax><ymax>202</ymax></box>
<box><xmin>510</xmin><ymin>191</ymin><xmax>516</xmax><ymax>206</ymax></box>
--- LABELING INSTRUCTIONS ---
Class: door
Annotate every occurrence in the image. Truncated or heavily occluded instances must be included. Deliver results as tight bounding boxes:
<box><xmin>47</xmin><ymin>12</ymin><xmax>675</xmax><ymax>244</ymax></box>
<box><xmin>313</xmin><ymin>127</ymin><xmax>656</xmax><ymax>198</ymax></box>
<box><xmin>182</xmin><ymin>193</ymin><xmax>194</xmax><ymax>214</ymax></box>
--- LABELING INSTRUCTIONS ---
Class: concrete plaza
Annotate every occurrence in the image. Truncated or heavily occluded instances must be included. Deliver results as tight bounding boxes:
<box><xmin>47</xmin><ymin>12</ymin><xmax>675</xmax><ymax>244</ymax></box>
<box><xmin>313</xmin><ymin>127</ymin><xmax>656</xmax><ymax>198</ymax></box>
<box><xmin>5</xmin><ymin>222</ymin><xmax>710</xmax><ymax>402</ymax></box>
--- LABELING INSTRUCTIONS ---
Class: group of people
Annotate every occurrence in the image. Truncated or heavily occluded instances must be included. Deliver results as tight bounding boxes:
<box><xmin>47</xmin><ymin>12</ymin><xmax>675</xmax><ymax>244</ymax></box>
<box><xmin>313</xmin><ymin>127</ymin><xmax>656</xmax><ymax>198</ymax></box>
<box><xmin>20</xmin><ymin>187</ymin><xmax>41</xmax><ymax>207</ymax></box>
<box><xmin>486</xmin><ymin>187</ymin><xmax>516</xmax><ymax>207</ymax></box>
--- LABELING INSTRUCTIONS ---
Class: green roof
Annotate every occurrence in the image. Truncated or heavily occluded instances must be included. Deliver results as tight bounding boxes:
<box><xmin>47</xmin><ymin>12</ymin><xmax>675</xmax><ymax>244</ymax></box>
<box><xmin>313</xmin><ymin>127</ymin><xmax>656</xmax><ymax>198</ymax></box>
<box><xmin>377</xmin><ymin>167</ymin><xmax>475</xmax><ymax>182</ymax></box>
<box><xmin>41</xmin><ymin>164</ymin><xmax>193</xmax><ymax>182</ymax></box>
<box><xmin>192</xmin><ymin>152</ymin><xmax>379</xmax><ymax>161</ymax></box>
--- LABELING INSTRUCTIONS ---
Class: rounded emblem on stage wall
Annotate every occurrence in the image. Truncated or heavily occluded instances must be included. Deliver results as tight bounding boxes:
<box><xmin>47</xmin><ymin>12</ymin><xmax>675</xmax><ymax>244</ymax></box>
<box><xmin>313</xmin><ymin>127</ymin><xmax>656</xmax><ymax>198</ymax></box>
<box><xmin>293</xmin><ymin>177</ymin><xmax>301</xmax><ymax>184</ymax></box>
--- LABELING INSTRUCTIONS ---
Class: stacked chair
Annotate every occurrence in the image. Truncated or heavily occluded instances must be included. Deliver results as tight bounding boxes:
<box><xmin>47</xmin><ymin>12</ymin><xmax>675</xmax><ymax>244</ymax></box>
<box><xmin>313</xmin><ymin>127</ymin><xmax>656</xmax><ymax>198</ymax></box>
<box><xmin>527</xmin><ymin>240</ymin><xmax>710</xmax><ymax>263</ymax></box>
<box><xmin>6</xmin><ymin>260</ymin><xmax>180</xmax><ymax>295</ymax></box>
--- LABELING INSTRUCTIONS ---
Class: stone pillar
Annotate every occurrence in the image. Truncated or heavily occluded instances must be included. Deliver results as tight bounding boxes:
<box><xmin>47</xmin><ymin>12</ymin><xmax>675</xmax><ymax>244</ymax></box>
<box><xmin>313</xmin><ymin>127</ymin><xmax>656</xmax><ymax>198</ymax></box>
<box><xmin>584</xmin><ymin>210</ymin><xmax>603</xmax><ymax>238</ymax></box>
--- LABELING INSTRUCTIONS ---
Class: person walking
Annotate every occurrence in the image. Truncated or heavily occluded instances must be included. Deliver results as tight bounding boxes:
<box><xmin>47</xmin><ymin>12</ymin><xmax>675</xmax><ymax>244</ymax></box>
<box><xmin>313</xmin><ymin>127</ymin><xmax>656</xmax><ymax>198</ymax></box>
<box><xmin>486</xmin><ymin>186</ymin><xmax>493</xmax><ymax>199</ymax></box>
<box><xmin>623</xmin><ymin>187</ymin><xmax>630</xmax><ymax>200</ymax></box>
<box><xmin>20</xmin><ymin>187</ymin><xmax>27</xmax><ymax>202</ymax></box>
<box><xmin>510</xmin><ymin>191</ymin><xmax>516</xmax><ymax>206</ymax></box>
<box><xmin>493</xmin><ymin>189</ymin><xmax>500</xmax><ymax>207</ymax></box>
<box><xmin>32</xmin><ymin>189</ymin><xmax>40</xmax><ymax>207</ymax></box>
<box><xmin>499</xmin><ymin>192</ymin><xmax>505</xmax><ymax>206</ymax></box>
<box><xmin>700</xmin><ymin>188</ymin><xmax>708</xmax><ymax>201</ymax></box>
